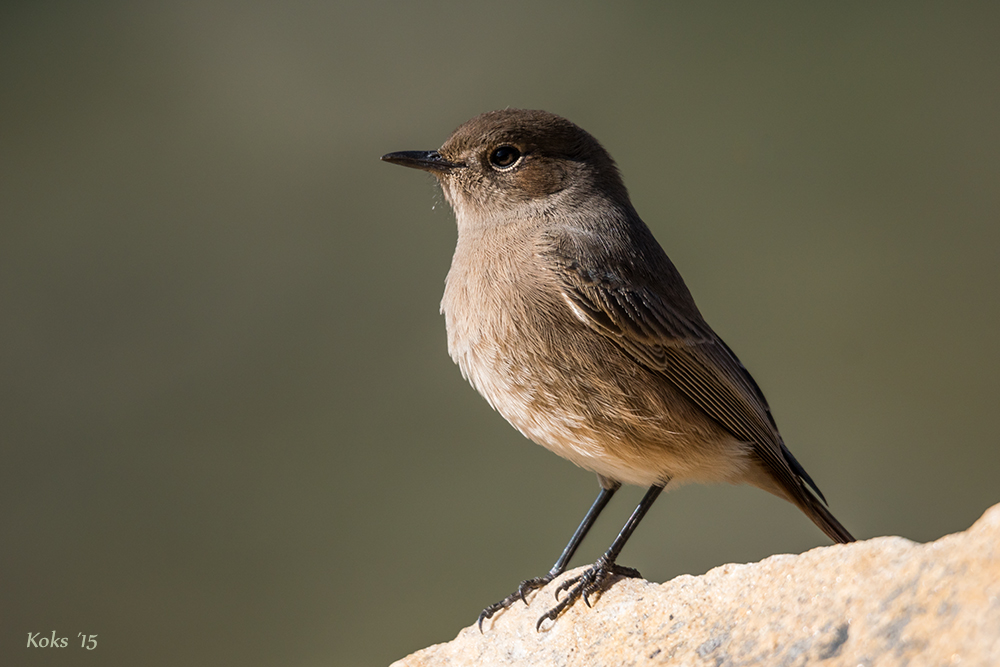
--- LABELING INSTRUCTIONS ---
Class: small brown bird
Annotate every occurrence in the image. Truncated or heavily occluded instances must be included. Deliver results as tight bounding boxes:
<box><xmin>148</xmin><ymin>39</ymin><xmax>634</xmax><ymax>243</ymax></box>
<box><xmin>382</xmin><ymin>109</ymin><xmax>854</xmax><ymax>630</ymax></box>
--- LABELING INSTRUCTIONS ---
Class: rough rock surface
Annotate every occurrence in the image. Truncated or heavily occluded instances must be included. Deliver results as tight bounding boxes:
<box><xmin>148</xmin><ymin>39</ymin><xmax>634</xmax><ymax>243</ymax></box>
<box><xmin>392</xmin><ymin>503</ymin><xmax>1000</xmax><ymax>666</ymax></box>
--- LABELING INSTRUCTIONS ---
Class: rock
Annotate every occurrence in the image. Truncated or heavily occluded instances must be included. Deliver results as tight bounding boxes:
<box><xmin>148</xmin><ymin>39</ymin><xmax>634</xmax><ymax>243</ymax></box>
<box><xmin>392</xmin><ymin>504</ymin><xmax>1000</xmax><ymax>666</ymax></box>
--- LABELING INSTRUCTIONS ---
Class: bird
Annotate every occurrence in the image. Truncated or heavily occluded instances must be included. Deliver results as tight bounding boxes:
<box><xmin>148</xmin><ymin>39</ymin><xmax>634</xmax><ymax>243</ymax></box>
<box><xmin>381</xmin><ymin>108</ymin><xmax>854</xmax><ymax>631</ymax></box>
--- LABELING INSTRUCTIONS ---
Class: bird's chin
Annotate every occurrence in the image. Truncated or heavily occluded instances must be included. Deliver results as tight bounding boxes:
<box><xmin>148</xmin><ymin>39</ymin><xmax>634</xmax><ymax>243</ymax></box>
<box><xmin>439</xmin><ymin>181</ymin><xmax>479</xmax><ymax>222</ymax></box>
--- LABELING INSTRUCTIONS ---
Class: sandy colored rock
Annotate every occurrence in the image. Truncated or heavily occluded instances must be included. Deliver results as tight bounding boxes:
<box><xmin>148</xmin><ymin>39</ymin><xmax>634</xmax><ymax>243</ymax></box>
<box><xmin>392</xmin><ymin>503</ymin><xmax>1000</xmax><ymax>666</ymax></box>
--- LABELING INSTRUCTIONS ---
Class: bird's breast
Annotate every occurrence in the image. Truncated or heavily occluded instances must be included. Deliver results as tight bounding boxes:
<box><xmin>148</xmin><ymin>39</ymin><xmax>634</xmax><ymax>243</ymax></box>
<box><xmin>439</xmin><ymin>237</ymin><xmax>652</xmax><ymax>480</ymax></box>
<box><xmin>437</xmin><ymin>228</ymin><xmax>751</xmax><ymax>487</ymax></box>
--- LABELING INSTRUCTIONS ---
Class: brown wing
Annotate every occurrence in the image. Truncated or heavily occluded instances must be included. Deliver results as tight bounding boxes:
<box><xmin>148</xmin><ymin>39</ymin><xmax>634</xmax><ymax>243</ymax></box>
<box><xmin>541</xmin><ymin>229</ymin><xmax>854</xmax><ymax>543</ymax></box>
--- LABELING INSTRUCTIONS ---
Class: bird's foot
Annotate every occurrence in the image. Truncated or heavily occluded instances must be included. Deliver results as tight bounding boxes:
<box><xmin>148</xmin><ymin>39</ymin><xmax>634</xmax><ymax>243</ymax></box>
<box><xmin>477</xmin><ymin>572</ymin><xmax>558</xmax><ymax>632</ymax></box>
<box><xmin>535</xmin><ymin>557</ymin><xmax>640</xmax><ymax>631</ymax></box>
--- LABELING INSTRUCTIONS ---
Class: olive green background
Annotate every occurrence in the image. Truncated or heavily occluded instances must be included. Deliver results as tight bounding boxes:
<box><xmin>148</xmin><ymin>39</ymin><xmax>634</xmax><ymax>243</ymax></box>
<box><xmin>2</xmin><ymin>2</ymin><xmax>998</xmax><ymax>666</ymax></box>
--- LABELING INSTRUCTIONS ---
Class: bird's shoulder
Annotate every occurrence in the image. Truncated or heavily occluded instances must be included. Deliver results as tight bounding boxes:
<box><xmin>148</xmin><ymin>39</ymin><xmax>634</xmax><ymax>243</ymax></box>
<box><xmin>535</xmin><ymin>218</ymin><xmax>788</xmax><ymax>458</ymax></box>
<box><xmin>534</xmin><ymin>219</ymin><xmax>710</xmax><ymax>348</ymax></box>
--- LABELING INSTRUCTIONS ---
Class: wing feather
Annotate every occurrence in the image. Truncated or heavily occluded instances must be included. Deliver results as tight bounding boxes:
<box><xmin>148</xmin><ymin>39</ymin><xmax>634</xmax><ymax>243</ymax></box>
<box><xmin>540</xmin><ymin>229</ymin><xmax>829</xmax><ymax>510</ymax></box>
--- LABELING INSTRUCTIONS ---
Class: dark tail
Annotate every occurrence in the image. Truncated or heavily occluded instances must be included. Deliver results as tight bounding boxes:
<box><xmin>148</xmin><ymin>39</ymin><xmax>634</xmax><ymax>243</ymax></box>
<box><xmin>795</xmin><ymin>491</ymin><xmax>855</xmax><ymax>544</ymax></box>
<box><xmin>776</xmin><ymin>442</ymin><xmax>854</xmax><ymax>543</ymax></box>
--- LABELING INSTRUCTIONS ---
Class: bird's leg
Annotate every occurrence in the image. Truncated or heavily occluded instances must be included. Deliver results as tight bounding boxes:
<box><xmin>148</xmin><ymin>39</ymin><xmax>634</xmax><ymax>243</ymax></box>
<box><xmin>536</xmin><ymin>483</ymin><xmax>666</xmax><ymax>631</ymax></box>
<box><xmin>477</xmin><ymin>481</ymin><xmax>619</xmax><ymax>631</ymax></box>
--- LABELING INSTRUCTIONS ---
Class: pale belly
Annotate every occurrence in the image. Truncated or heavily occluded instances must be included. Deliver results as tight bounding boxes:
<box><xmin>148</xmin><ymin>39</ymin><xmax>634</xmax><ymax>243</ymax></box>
<box><xmin>446</xmin><ymin>330</ymin><xmax>753</xmax><ymax>488</ymax></box>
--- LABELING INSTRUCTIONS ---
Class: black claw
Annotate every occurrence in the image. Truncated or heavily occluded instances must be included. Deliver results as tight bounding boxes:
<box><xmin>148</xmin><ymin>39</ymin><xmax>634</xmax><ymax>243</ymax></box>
<box><xmin>554</xmin><ymin>575</ymin><xmax>579</xmax><ymax>600</ymax></box>
<box><xmin>517</xmin><ymin>577</ymin><xmax>542</xmax><ymax>604</ymax></box>
<box><xmin>479</xmin><ymin>561</ymin><xmax>643</xmax><ymax>632</ymax></box>
<box><xmin>535</xmin><ymin>601</ymin><xmax>566</xmax><ymax>632</ymax></box>
<box><xmin>534</xmin><ymin>560</ymin><xmax>642</xmax><ymax>630</ymax></box>
<box><xmin>478</xmin><ymin>573</ymin><xmax>559</xmax><ymax>631</ymax></box>
<box><xmin>478</xmin><ymin>603</ymin><xmax>502</xmax><ymax>633</ymax></box>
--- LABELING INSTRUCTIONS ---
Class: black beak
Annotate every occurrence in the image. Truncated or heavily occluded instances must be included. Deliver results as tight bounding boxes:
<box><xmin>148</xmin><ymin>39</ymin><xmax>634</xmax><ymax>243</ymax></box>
<box><xmin>380</xmin><ymin>150</ymin><xmax>463</xmax><ymax>173</ymax></box>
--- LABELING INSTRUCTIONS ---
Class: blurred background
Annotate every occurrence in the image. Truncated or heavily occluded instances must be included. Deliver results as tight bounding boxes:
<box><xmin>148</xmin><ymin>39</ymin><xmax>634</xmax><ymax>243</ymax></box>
<box><xmin>2</xmin><ymin>2</ymin><xmax>999</xmax><ymax>665</ymax></box>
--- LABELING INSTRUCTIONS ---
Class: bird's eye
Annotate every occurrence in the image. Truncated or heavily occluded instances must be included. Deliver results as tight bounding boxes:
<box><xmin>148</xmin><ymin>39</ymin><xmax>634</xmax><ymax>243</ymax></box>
<box><xmin>489</xmin><ymin>145</ymin><xmax>521</xmax><ymax>170</ymax></box>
